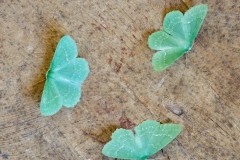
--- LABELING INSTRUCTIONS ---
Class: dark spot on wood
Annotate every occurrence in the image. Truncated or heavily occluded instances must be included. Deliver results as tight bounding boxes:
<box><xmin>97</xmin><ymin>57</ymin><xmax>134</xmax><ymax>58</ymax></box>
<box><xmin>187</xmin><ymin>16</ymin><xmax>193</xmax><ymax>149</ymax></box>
<box><xmin>78</xmin><ymin>24</ymin><xmax>83</xmax><ymax>30</ymax></box>
<box><xmin>129</xmin><ymin>52</ymin><xmax>135</xmax><ymax>57</ymax></box>
<box><xmin>120</xmin><ymin>57</ymin><xmax>124</xmax><ymax>63</ymax></box>
<box><xmin>120</xmin><ymin>37</ymin><xmax>124</xmax><ymax>42</ymax></box>
<box><xmin>119</xmin><ymin>113</ymin><xmax>135</xmax><ymax>129</ymax></box>
<box><xmin>96</xmin><ymin>26</ymin><xmax>101</xmax><ymax>31</ymax></box>
<box><xmin>132</xmin><ymin>34</ymin><xmax>137</xmax><ymax>39</ymax></box>
<box><xmin>114</xmin><ymin>62</ymin><xmax>122</xmax><ymax>73</ymax></box>
<box><xmin>84</xmin><ymin>125</ymin><xmax>118</xmax><ymax>143</ymax></box>
<box><xmin>161</xmin><ymin>118</ymin><xmax>174</xmax><ymax>124</ymax></box>
<box><xmin>108</xmin><ymin>56</ymin><xmax>112</xmax><ymax>65</ymax></box>
<box><xmin>96</xmin><ymin>99</ymin><xmax>116</xmax><ymax>115</ymax></box>
<box><xmin>227</xmin><ymin>122</ymin><xmax>233</xmax><ymax>128</ymax></box>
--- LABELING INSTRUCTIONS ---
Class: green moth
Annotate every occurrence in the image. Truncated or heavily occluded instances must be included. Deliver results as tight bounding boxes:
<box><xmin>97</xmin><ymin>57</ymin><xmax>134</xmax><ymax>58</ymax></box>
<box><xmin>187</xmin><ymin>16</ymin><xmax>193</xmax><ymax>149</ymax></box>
<box><xmin>40</xmin><ymin>35</ymin><xmax>90</xmax><ymax>116</ymax></box>
<box><xmin>102</xmin><ymin>120</ymin><xmax>183</xmax><ymax>159</ymax></box>
<box><xmin>148</xmin><ymin>4</ymin><xmax>208</xmax><ymax>71</ymax></box>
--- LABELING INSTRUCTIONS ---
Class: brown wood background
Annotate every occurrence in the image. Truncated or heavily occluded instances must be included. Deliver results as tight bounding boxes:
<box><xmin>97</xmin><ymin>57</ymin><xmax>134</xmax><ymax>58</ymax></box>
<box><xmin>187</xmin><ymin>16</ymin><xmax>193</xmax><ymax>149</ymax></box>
<box><xmin>1</xmin><ymin>0</ymin><xmax>240</xmax><ymax>159</ymax></box>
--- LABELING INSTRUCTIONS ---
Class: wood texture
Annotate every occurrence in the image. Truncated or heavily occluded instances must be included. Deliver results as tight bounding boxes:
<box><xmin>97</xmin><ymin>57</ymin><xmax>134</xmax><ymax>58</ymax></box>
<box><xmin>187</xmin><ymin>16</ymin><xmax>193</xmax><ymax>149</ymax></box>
<box><xmin>0</xmin><ymin>0</ymin><xmax>240</xmax><ymax>159</ymax></box>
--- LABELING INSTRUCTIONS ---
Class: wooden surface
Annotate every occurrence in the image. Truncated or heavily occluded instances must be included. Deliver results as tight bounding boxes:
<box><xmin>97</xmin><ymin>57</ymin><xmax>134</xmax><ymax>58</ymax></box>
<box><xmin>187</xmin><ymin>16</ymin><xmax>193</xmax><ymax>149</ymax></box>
<box><xmin>1</xmin><ymin>0</ymin><xmax>240</xmax><ymax>159</ymax></box>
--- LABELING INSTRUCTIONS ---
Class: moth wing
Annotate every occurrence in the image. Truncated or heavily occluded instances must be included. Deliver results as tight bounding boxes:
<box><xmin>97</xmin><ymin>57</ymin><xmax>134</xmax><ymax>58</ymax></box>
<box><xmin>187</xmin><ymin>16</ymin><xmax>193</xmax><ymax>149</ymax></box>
<box><xmin>40</xmin><ymin>79</ymin><xmax>62</xmax><ymax>116</ymax></box>
<box><xmin>135</xmin><ymin>120</ymin><xmax>183</xmax><ymax>157</ymax></box>
<box><xmin>148</xmin><ymin>31</ymin><xmax>180</xmax><ymax>50</ymax></box>
<box><xmin>57</xmin><ymin>58</ymin><xmax>90</xmax><ymax>84</ymax></box>
<box><xmin>102</xmin><ymin>129</ymin><xmax>141</xmax><ymax>159</ymax></box>
<box><xmin>147</xmin><ymin>123</ymin><xmax>183</xmax><ymax>155</ymax></box>
<box><xmin>50</xmin><ymin>35</ymin><xmax>78</xmax><ymax>71</ymax></box>
<box><xmin>163</xmin><ymin>11</ymin><xmax>187</xmax><ymax>41</ymax></box>
<box><xmin>53</xmin><ymin>79</ymin><xmax>81</xmax><ymax>108</ymax></box>
<box><xmin>54</xmin><ymin>58</ymin><xmax>89</xmax><ymax>108</ymax></box>
<box><xmin>183</xmin><ymin>4</ymin><xmax>208</xmax><ymax>44</ymax></box>
<box><xmin>152</xmin><ymin>47</ymin><xmax>186</xmax><ymax>71</ymax></box>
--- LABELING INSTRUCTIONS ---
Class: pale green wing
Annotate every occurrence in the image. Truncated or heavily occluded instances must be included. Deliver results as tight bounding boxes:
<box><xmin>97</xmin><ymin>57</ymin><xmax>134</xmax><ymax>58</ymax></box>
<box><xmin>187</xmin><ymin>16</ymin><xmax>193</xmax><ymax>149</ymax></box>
<box><xmin>148</xmin><ymin>31</ymin><xmax>180</xmax><ymax>50</ymax></box>
<box><xmin>152</xmin><ymin>47</ymin><xmax>186</xmax><ymax>71</ymax></box>
<box><xmin>50</xmin><ymin>35</ymin><xmax>78</xmax><ymax>71</ymax></box>
<box><xmin>148</xmin><ymin>4</ymin><xmax>208</xmax><ymax>72</ymax></box>
<box><xmin>53</xmin><ymin>58</ymin><xmax>89</xmax><ymax>108</ymax></box>
<box><xmin>163</xmin><ymin>11</ymin><xmax>187</xmax><ymax>42</ymax></box>
<box><xmin>133</xmin><ymin>120</ymin><xmax>160</xmax><ymax>159</ymax></box>
<box><xmin>183</xmin><ymin>4</ymin><xmax>208</xmax><ymax>45</ymax></box>
<box><xmin>53</xmin><ymin>79</ymin><xmax>81</xmax><ymax>108</ymax></box>
<box><xmin>102</xmin><ymin>120</ymin><xmax>183</xmax><ymax>159</ymax></box>
<box><xmin>134</xmin><ymin>120</ymin><xmax>183</xmax><ymax>158</ymax></box>
<box><xmin>102</xmin><ymin>129</ymin><xmax>140</xmax><ymax>159</ymax></box>
<box><xmin>57</xmin><ymin>58</ymin><xmax>90</xmax><ymax>84</ymax></box>
<box><xmin>40</xmin><ymin>79</ymin><xmax>62</xmax><ymax>116</ymax></box>
<box><xmin>40</xmin><ymin>35</ymin><xmax>90</xmax><ymax>115</ymax></box>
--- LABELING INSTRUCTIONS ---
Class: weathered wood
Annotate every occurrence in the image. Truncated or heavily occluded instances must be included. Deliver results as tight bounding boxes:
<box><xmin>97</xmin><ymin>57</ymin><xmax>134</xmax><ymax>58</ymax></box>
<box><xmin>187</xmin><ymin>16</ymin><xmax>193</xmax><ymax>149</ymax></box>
<box><xmin>0</xmin><ymin>0</ymin><xmax>240</xmax><ymax>159</ymax></box>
